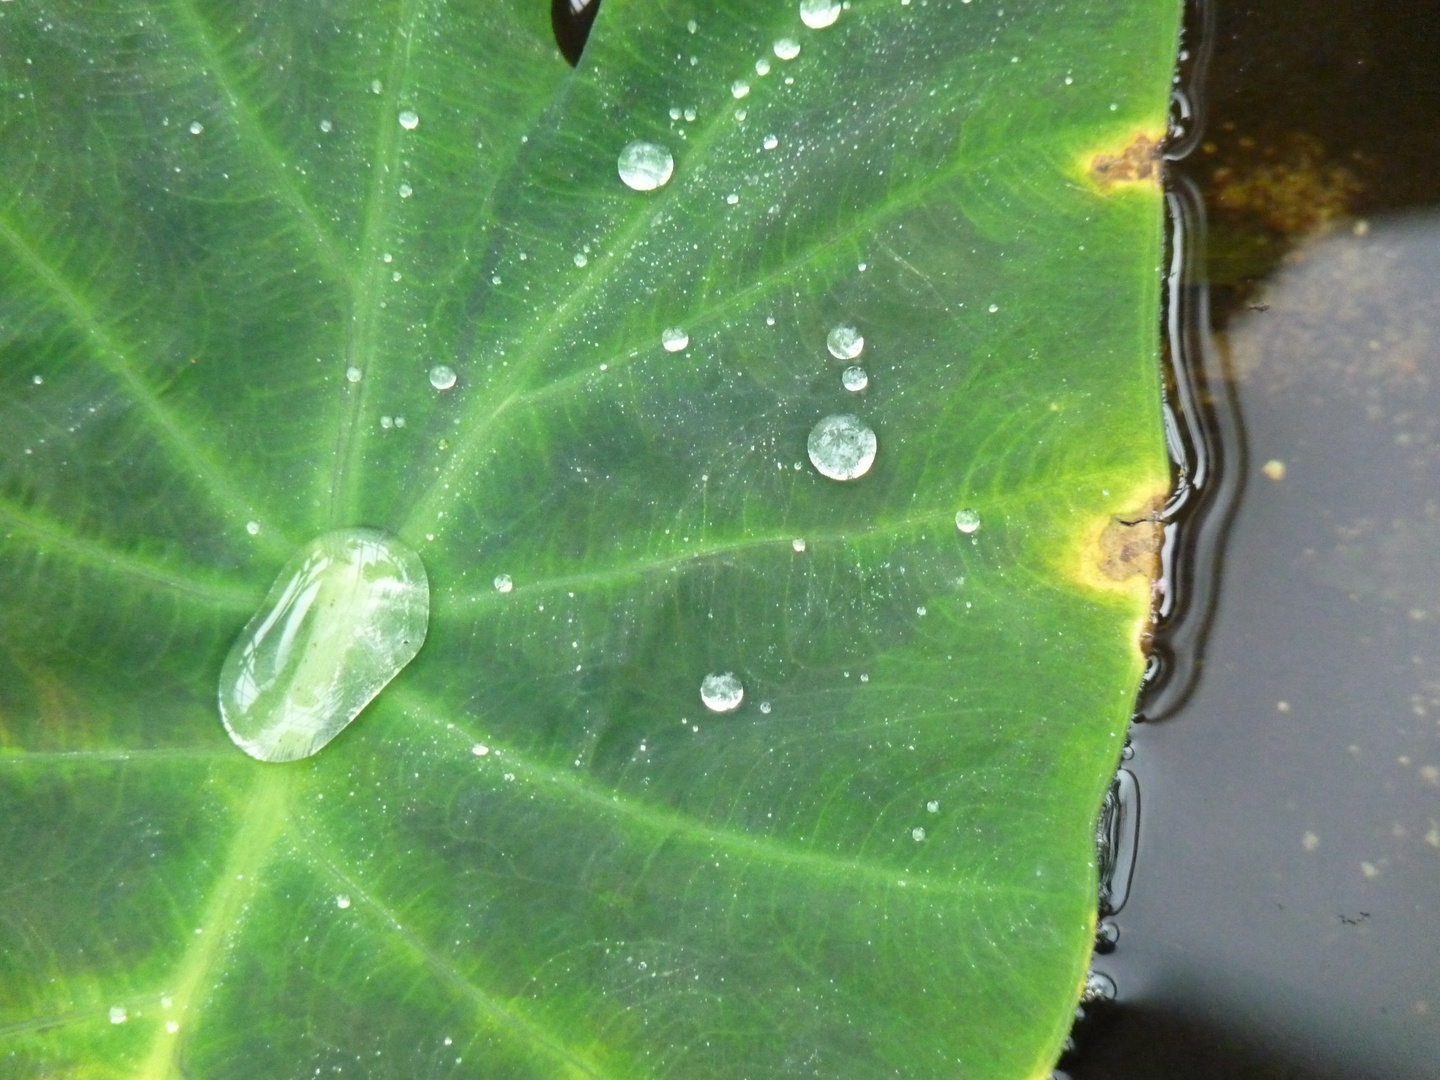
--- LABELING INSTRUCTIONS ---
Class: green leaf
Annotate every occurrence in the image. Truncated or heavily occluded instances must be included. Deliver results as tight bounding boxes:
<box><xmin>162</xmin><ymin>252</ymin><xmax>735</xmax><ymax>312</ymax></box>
<box><xmin>0</xmin><ymin>0</ymin><xmax>1179</xmax><ymax>1077</ymax></box>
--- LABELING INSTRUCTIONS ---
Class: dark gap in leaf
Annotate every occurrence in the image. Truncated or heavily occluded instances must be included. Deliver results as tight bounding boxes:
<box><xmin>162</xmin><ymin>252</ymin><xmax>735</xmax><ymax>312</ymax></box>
<box><xmin>552</xmin><ymin>0</ymin><xmax>601</xmax><ymax>66</ymax></box>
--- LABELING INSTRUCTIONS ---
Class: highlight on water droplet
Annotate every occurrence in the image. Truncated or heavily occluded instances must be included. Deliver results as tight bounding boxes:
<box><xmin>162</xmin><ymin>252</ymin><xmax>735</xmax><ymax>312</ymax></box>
<box><xmin>955</xmin><ymin>508</ymin><xmax>981</xmax><ymax>534</ymax></box>
<box><xmin>661</xmin><ymin>327</ymin><xmax>690</xmax><ymax>352</ymax></box>
<box><xmin>700</xmin><ymin>672</ymin><xmax>744</xmax><ymax>713</ymax></box>
<box><xmin>826</xmin><ymin>323</ymin><xmax>864</xmax><ymax>360</ymax></box>
<box><xmin>429</xmin><ymin>364</ymin><xmax>457</xmax><ymax>391</ymax></box>
<box><xmin>217</xmin><ymin>528</ymin><xmax>430</xmax><ymax>763</ymax></box>
<box><xmin>617</xmin><ymin>140</ymin><xmax>675</xmax><ymax>191</ymax></box>
<box><xmin>493</xmin><ymin>573</ymin><xmax>513</xmax><ymax>594</ymax></box>
<box><xmin>807</xmin><ymin>414</ymin><xmax>876</xmax><ymax>481</ymax></box>
<box><xmin>398</xmin><ymin>109</ymin><xmax>419</xmax><ymax>130</ymax></box>
<box><xmin>800</xmin><ymin>0</ymin><xmax>842</xmax><ymax>28</ymax></box>
<box><xmin>773</xmin><ymin>37</ymin><xmax>801</xmax><ymax>60</ymax></box>
<box><xmin>731</xmin><ymin>80</ymin><xmax>750</xmax><ymax>99</ymax></box>
<box><xmin>841</xmin><ymin>365</ymin><xmax>868</xmax><ymax>392</ymax></box>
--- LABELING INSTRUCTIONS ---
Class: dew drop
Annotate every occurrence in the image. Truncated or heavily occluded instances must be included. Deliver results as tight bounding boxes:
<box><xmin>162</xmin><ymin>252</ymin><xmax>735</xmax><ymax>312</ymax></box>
<box><xmin>30</xmin><ymin>374</ymin><xmax>43</xmax><ymax>385</ymax></box>
<box><xmin>759</xmin><ymin>700</ymin><xmax>772</xmax><ymax>714</ymax></box>
<box><xmin>762</xmin><ymin>133</ymin><xmax>779</xmax><ymax>150</ymax></box>
<box><xmin>398</xmin><ymin>109</ymin><xmax>419</xmax><ymax>130</ymax></box>
<box><xmin>669</xmin><ymin>105</ymin><xmax>682</xmax><ymax>120</ymax></box>
<box><xmin>807</xmin><ymin>414</ymin><xmax>877</xmax><ymax>481</ymax></box>
<box><xmin>335</xmin><ymin>894</ymin><xmax>351</xmax><ymax>909</ymax></box>
<box><xmin>955</xmin><ymin>508</ymin><xmax>981</xmax><ymax>534</ymax></box>
<box><xmin>617</xmin><ymin>140</ymin><xmax>674</xmax><ymax>191</ymax></box>
<box><xmin>912</xmin><ymin>827</ymin><xmax>926</xmax><ymax>842</ymax></box>
<box><xmin>188</xmin><ymin>120</ymin><xmax>203</xmax><ymax>135</ymax></box>
<box><xmin>320</xmin><ymin>119</ymin><xmax>333</xmax><ymax>133</ymax></box>
<box><xmin>345</xmin><ymin>366</ymin><xmax>362</xmax><ymax>383</ymax></box>
<box><xmin>217</xmin><ymin>529</ymin><xmax>430</xmax><ymax>763</ymax></box>
<box><xmin>926</xmin><ymin>799</ymin><xmax>940</xmax><ymax>813</ymax></box>
<box><xmin>826</xmin><ymin>323</ymin><xmax>864</xmax><ymax>359</ymax></box>
<box><xmin>380</xmin><ymin>416</ymin><xmax>393</xmax><ymax>429</ymax></box>
<box><xmin>755</xmin><ymin>57</ymin><xmax>772</xmax><ymax>76</ymax></box>
<box><xmin>841</xmin><ymin>365</ymin><xmax>868</xmax><ymax>392</ymax></box>
<box><xmin>799</xmin><ymin>0</ymin><xmax>842</xmax><ymax>28</ymax></box>
<box><xmin>429</xmin><ymin>364</ymin><xmax>457</xmax><ymax>391</ymax></box>
<box><xmin>683</xmin><ymin>107</ymin><xmax>697</xmax><ymax>122</ymax></box>
<box><xmin>988</xmin><ymin>303</ymin><xmax>999</xmax><ymax>313</ymax></box>
<box><xmin>792</xmin><ymin>538</ymin><xmax>807</xmax><ymax>552</ymax></box>
<box><xmin>573</xmin><ymin>252</ymin><xmax>588</xmax><ymax>267</ymax></box>
<box><xmin>493</xmin><ymin>573</ymin><xmax>513</xmax><ymax>593</ymax></box>
<box><xmin>165</xmin><ymin>1021</ymin><xmax>180</xmax><ymax>1034</ymax></box>
<box><xmin>700</xmin><ymin>672</ymin><xmax>744</xmax><ymax>713</ymax></box>
<box><xmin>370</xmin><ymin>79</ymin><xmax>383</xmax><ymax>94</ymax></box>
<box><xmin>731</xmin><ymin>80</ymin><xmax>751</xmax><ymax>99</ymax></box>
<box><xmin>733</xmin><ymin>108</ymin><xmax>747</xmax><ymax>122</ymax></box>
<box><xmin>398</xmin><ymin>182</ymin><xmax>413</xmax><ymax>198</ymax></box>
<box><xmin>246</xmin><ymin>520</ymin><xmax>261</xmax><ymax>536</ymax></box>
<box><xmin>471</xmin><ymin>743</ymin><xmax>490</xmax><ymax>756</ymax></box>
<box><xmin>109</xmin><ymin>1007</ymin><xmax>127</xmax><ymax>1025</ymax></box>
<box><xmin>661</xmin><ymin>327</ymin><xmax>689</xmax><ymax>352</ymax></box>
<box><xmin>773</xmin><ymin>37</ymin><xmax>801</xmax><ymax>60</ymax></box>
<box><xmin>726</xmin><ymin>192</ymin><xmax>739</xmax><ymax>204</ymax></box>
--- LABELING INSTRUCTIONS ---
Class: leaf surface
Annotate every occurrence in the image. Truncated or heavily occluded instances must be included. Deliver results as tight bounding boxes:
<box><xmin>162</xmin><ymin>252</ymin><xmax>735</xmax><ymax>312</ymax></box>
<box><xmin>0</xmin><ymin>0</ymin><xmax>1178</xmax><ymax>1076</ymax></box>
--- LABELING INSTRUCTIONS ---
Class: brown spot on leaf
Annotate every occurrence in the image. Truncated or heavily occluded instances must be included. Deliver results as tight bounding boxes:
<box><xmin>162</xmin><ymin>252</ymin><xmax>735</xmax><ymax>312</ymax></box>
<box><xmin>1097</xmin><ymin>497</ymin><xmax>1164</xmax><ymax>582</ymax></box>
<box><xmin>1089</xmin><ymin>134</ymin><xmax>1162</xmax><ymax>187</ymax></box>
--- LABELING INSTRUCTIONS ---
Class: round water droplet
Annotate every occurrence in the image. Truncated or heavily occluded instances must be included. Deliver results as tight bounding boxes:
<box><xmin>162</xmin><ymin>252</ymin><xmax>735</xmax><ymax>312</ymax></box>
<box><xmin>926</xmin><ymin>799</ymin><xmax>940</xmax><ymax>813</ymax></box>
<box><xmin>320</xmin><ymin>119</ymin><xmax>333</xmax><ymax>133</ymax></box>
<box><xmin>617</xmin><ymin>140</ymin><xmax>674</xmax><ymax>191</ymax></box>
<box><xmin>807</xmin><ymin>414</ymin><xmax>876</xmax><ymax>481</ymax></box>
<box><xmin>669</xmin><ymin>106</ymin><xmax>682</xmax><ymax>120</ymax></box>
<box><xmin>345</xmin><ymin>366</ymin><xmax>362</xmax><ymax>383</ymax></box>
<box><xmin>370</xmin><ymin>79</ymin><xmax>383</xmax><ymax>94</ymax></box>
<box><xmin>471</xmin><ymin>742</ymin><xmax>490</xmax><ymax>756</ymax></box>
<box><xmin>493</xmin><ymin>573</ymin><xmax>513</xmax><ymax>593</ymax></box>
<box><xmin>335</xmin><ymin>894</ymin><xmax>351</xmax><ymax>909</ymax></box>
<box><xmin>755</xmin><ymin>57</ymin><xmax>772</xmax><ymax>76</ymax></box>
<box><xmin>762</xmin><ymin>133</ymin><xmax>779</xmax><ymax>150</ymax></box>
<box><xmin>380</xmin><ymin>416</ymin><xmax>393</xmax><ymax>429</ymax></box>
<box><xmin>188</xmin><ymin>120</ymin><xmax>204</xmax><ymax>135</ymax></box>
<box><xmin>792</xmin><ymin>538</ymin><xmax>806</xmax><ymax>552</ymax></box>
<box><xmin>911</xmin><ymin>827</ymin><xmax>927</xmax><ymax>842</ymax></box>
<box><xmin>733</xmin><ymin>108</ymin><xmax>747</xmax><ymax>122</ymax></box>
<box><xmin>726</xmin><ymin>192</ymin><xmax>739</xmax><ymax>204</ymax></box>
<box><xmin>955</xmin><ymin>508</ymin><xmax>981</xmax><ymax>534</ymax></box>
<box><xmin>109</xmin><ymin>1007</ymin><xmax>127</xmax><ymax>1025</ymax></box>
<box><xmin>759</xmin><ymin>700</ymin><xmax>772</xmax><ymax>714</ymax></box>
<box><xmin>217</xmin><ymin>529</ymin><xmax>430</xmax><ymax>763</ymax></box>
<box><xmin>573</xmin><ymin>252</ymin><xmax>588</xmax><ymax>267</ymax></box>
<box><xmin>988</xmin><ymin>303</ymin><xmax>999</xmax><ymax>313</ymax></box>
<box><xmin>800</xmin><ymin>0</ymin><xmax>842</xmax><ymax>28</ymax></box>
<box><xmin>841</xmin><ymin>365</ymin><xmax>868</xmax><ymax>392</ymax></box>
<box><xmin>398</xmin><ymin>109</ymin><xmax>419</xmax><ymax>130</ymax></box>
<box><xmin>826</xmin><ymin>323</ymin><xmax>864</xmax><ymax>359</ymax></box>
<box><xmin>398</xmin><ymin>182</ymin><xmax>413</xmax><ymax>198</ymax></box>
<box><xmin>1083</xmin><ymin>971</ymin><xmax>1117</xmax><ymax>1003</ymax></box>
<box><xmin>773</xmin><ymin>37</ymin><xmax>801</xmax><ymax>60</ymax></box>
<box><xmin>683</xmin><ymin>107</ymin><xmax>697</xmax><ymax>122</ymax></box>
<box><xmin>246</xmin><ymin>520</ymin><xmax>260</xmax><ymax>536</ymax></box>
<box><xmin>1095</xmin><ymin>919</ymin><xmax>1120</xmax><ymax>953</ymax></box>
<box><xmin>165</xmin><ymin>1021</ymin><xmax>180</xmax><ymax>1034</ymax></box>
<box><xmin>661</xmin><ymin>327</ymin><xmax>689</xmax><ymax>352</ymax></box>
<box><xmin>429</xmin><ymin>364</ymin><xmax>457</xmax><ymax>391</ymax></box>
<box><xmin>731</xmin><ymin>80</ymin><xmax>750</xmax><ymax>99</ymax></box>
<box><xmin>700</xmin><ymin>672</ymin><xmax>744</xmax><ymax>713</ymax></box>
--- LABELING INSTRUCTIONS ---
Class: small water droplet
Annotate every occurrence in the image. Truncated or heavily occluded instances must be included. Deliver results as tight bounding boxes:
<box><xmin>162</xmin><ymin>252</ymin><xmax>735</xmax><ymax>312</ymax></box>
<box><xmin>733</xmin><ymin>108</ymin><xmax>747</xmax><ymax>122</ymax></box>
<box><xmin>683</xmin><ymin>107</ymin><xmax>697</xmax><ymax>122</ymax></box>
<box><xmin>726</xmin><ymin>192</ymin><xmax>739</xmax><ymax>204</ymax></box>
<box><xmin>320</xmin><ymin>119</ymin><xmax>333</xmax><ymax>133</ymax></box>
<box><xmin>926</xmin><ymin>799</ymin><xmax>940</xmax><ymax>813</ymax></box>
<box><xmin>109</xmin><ymin>1007</ymin><xmax>127</xmax><ymax>1025</ymax></box>
<box><xmin>686</xmin><ymin>18</ymin><xmax>697</xmax><ymax>32</ymax></box>
<box><xmin>807</xmin><ymin>414</ymin><xmax>876</xmax><ymax>481</ymax></box>
<box><xmin>380</xmin><ymin>416</ymin><xmax>393</xmax><ymax>429</ymax></box>
<box><xmin>382</xmin><ymin>252</ymin><xmax>393</xmax><ymax>263</ymax></box>
<box><xmin>429</xmin><ymin>364</ymin><xmax>457</xmax><ymax>391</ymax></box>
<box><xmin>841</xmin><ymin>365</ymin><xmax>868</xmax><ymax>392</ymax></box>
<box><xmin>911</xmin><ymin>827</ymin><xmax>926</xmax><ymax>842</ymax></box>
<box><xmin>1095</xmin><ymin>919</ymin><xmax>1120</xmax><ymax>953</ymax></box>
<box><xmin>165</xmin><ymin>1020</ymin><xmax>180</xmax><ymax>1034</ymax></box>
<box><xmin>773</xmin><ymin>37</ymin><xmax>801</xmax><ymax>60</ymax></box>
<box><xmin>398</xmin><ymin>109</ymin><xmax>419</xmax><ymax>130</ymax></box>
<box><xmin>799</xmin><ymin>0</ymin><xmax>842</xmax><ymax>28</ymax></box>
<box><xmin>335</xmin><ymin>894</ymin><xmax>351</xmax><ymax>909</ymax></box>
<box><xmin>246</xmin><ymin>520</ymin><xmax>260</xmax><ymax>536</ymax></box>
<box><xmin>217</xmin><ymin>529</ymin><xmax>430</xmax><ymax>763</ymax></box>
<box><xmin>370</xmin><ymin>79</ymin><xmax>383</xmax><ymax>94</ymax></box>
<box><xmin>394</xmin><ymin>416</ymin><xmax>405</xmax><ymax>428</ymax></box>
<box><xmin>762</xmin><ymin>133</ymin><xmax>779</xmax><ymax>150</ymax></box>
<box><xmin>345</xmin><ymin>366</ymin><xmax>362</xmax><ymax>383</ymax></box>
<box><xmin>188</xmin><ymin>120</ymin><xmax>203</xmax><ymax>135</ymax></box>
<box><xmin>573</xmin><ymin>252</ymin><xmax>588</xmax><ymax>267</ymax></box>
<box><xmin>30</xmin><ymin>374</ymin><xmax>43</xmax><ymax>385</ymax></box>
<box><xmin>731</xmin><ymin>80</ymin><xmax>751</xmax><ymax>99</ymax></box>
<box><xmin>1083</xmin><ymin>971</ymin><xmax>1117</xmax><ymax>1003</ymax></box>
<box><xmin>792</xmin><ymin>538</ymin><xmax>807</xmax><ymax>552</ymax></box>
<box><xmin>493</xmin><ymin>573</ymin><xmax>513</xmax><ymax>593</ymax></box>
<box><xmin>955</xmin><ymin>508</ymin><xmax>981</xmax><ymax>534</ymax></box>
<box><xmin>826</xmin><ymin>323</ymin><xmax>864</xmax><ymax>359</ymax></box>
<box><xmin>391</xmin><ymin>271</ymin><xmax>401</xmax><ymax>282</ymax></box>
<box><xmin>700</xmin><ymin>672</ymin><xmax>744</xmax><ymax>713</ymax></box>
<box><xmin>755</xmin><ymin>57</ymin><xmax>772</xmax><ymax>75</ymax></box>
<box><xmin>988</xmin><ymin>303</ymin><xmax>999</xmax><ymax>313</ymax></box>
<box><xmin>617</xmin><ymin>140</ymin><xmax>674</xmax><ymax>191</ymax></box>
<box><xmin>759</xmin><ymin>700</ymin><xmax>772</xmax><ymax>714</ymax></box>
<box><xmin>669</xmin><ymin>105</ymin><xmax>682</xmax><ymax>120</ymax></box>
<box><xmin>661</xmin><ymin>327</ymin><xmax>689</xmax><ymax>352</ymax></box>
<box><xmin>916</xmin><ymin>605</ymin><xmax>927</xmax><ymax>616</ymax></box>
<box><xmin>398</xmin><ymin>182</ymin><xmax>413</xmax><ymax>198</ymax></box>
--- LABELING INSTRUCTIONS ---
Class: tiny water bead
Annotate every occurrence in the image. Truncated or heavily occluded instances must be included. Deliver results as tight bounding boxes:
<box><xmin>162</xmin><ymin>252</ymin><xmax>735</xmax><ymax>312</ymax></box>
<box><xmin>617</xmin><ymin>140</ymin><xmax>674</xmax><ymax>191</ymax></box>
<box><xmin>573</xmin><ymin>252</ymin><xmax>588</xmax><ymax>267</ymax></box>
<box><xmin>246</xmin><ymin>521</ymin><xmax>260</xmax><ymax>536</ymax></box>
<box><xmin>926</xmin><ymin>800</ymin><xmax>940</xmax><ymax>813</ymax></box>
<box><xmin>217</xmin><ymin>529</ymin><xmax>430</xmax><ymax>763</ymax></box>
<box><xmin>762</xmin><ymin>133</ymin><xmax>779</xmax><ymax>150</ymax></box>
<box><xmin>799</xmin><ymin>0</ymin><xmax>842</xmax><ymax>28</ymax></box>
<box><xmin>661</xmin><ymin>327</ymin><xmax>689</xmax><ymax>352</ymax></box>
<box><xmin>773</xmin><ymin>37</ymin><xmax>801</xmax><ymax>60</ymax></box>
<box><xmin>398</xmin><ymin>182</ymin><xmax>413</xmax><ymax>198</ymax></box>
<box><xmin>792</xmin><ymin>538</ymin><xmax>807</xmax><ymax>552</ymax></box>
<box><xmin>912</xmin><ymin>827</ymin><xmax>927</xmax><ymax>842</ymax></box>
<box><xmin>319</xmin><ymin>119</ymin><xmax>333</xmax><ymax>133</ymax></box>
<box><xmin>398</xmin><ymin>109</ymin><xmax>419</xmax><ymax>130</ymax></box>
<box><xmin>188</xmin><ymin>120</ymin><xmax>203</xmax><ymax>135</ymax></box>
<box><xmin>335</xmin><ymin>895</ymin><xmax>351</xmax><ymax>909</ymax></box>
<box><xmin>807</xmin><ymin>414</ymin><xmax>877</xmax><ymax>481</ymax></box>
<box><xmin>429</xmin><ymin>364</ymin><xmax>457</xmax><ymax>391</ymax></box>
<box><xmin>345</xmin><ymin>366</ymin><xmax>362</xmax><ymax>383</ymax></box>
<box><xmin>841</xmin><ymin>365</ymin><xmax>868</xmax><ymax>392</ymax></box>
<box><xmin>731</xmin><ymin>80</ymin><xmax>750</xmax><ymax>99</ymax></box>
<box><xmin>700</xmin><ymin>672</ymin><xmax>744</xmax><ymax>713</ymax></box>
<box><xmin>826</xmin><ymin>323</ymin><xmax>864</xmax><ymax>360</ymax></box>
<box><xmin>109</xmin><ymin>1007</ymin><xmax>127</xmax><ymax>1025</ymax></box>
<box><xmin>955</xmin><ymin>508</ymin><xmax>981</xmax><ymax>534</ymax></box>
<box><xmin>755</xmin><ymin>57</ymin><xmax>772</xmax><ymax>76</ymax></box>
<box><xmin>493</xmin><ymin>573</ymin><xmax>513</xmax><ymax>593</ymax></box>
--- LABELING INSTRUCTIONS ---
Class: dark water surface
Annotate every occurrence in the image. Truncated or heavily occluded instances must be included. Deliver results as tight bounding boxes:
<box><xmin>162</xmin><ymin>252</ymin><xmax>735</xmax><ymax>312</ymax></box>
<box><xmin>1070</xmin><ymin>3</ymin><xmax>1440</xmax><ymax>1077</ymax></box>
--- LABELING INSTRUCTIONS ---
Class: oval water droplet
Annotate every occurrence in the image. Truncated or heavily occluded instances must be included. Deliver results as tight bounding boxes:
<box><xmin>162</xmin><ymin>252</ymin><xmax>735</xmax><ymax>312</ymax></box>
<box><xmin>661</xmin><ymin>327</ymin><xmax>689</xmax><ymax>352</ymax></box>
<box><xmin>731</xmin><ymin>80</ymin><xmax>750</xmax><ymax>99</ymax></box>
<box><xmin>429</xmin><ymin>364</ymin><xmax>457</xmax><ymax>391</ymax></box>
<box><xmin>841</xmin><ymin>365</ymin><xmax>868</xmax><ymax>392</ymax></box>
<box><xmin>926</xmin><ymin>799</ymin><xmax>940</xmax><ymax>813</ymax></box>
<box><xmin>762</xmin><ymin>133</ymin><xmax>779</xmax><ymax>150</ymax></box>
<box><xmin>398</xmin><ymin>182</ymin><xmax>413</xmax><ymax>198</ymax></box>
<box><xmin>493</xmin><ymin>573</ymin><xmax>513</xmax><ymax>593</ymax></box>
<box><xmin>792</xmin><ymin>537</ymin><xmax>807</xmax><ymax>552</ymax></box>
<box><xmin>345</xmin><ymin>366</ymin><xmax>363</xmax><ymax>383</ymax></box>
<box><xmin>755</xmin><ymin>57</ymin><xmax>772</xmax><ymax>76</ymax></box>
<box><xmin>246</xmin><ymin>520</ymin><xmax>260</xmax><ymax>536</ymax></box>
<box><xmin>799</xmin><ymin>0</ymin><xmax>842</xmax><ymax>28</ymax></box>
<box><xmin>773</xmin><ymin>37</ymin><xmax>801</xmax><ymax>60</ymax></box>
<box><xmin>573</xmin><ymin>252</ymin><xmax>588</xmax><ymax>267</ymax></box>
<box><xmin>911</xmin><ymin>826</ymin><xmax>927</xmax><ymax>842</ymax></box>
<box><xmin>955</xmin><ymin>508</ymin><xmax>981</xmax><ymax>534</ymax></box>
<box><xmin>807</xmin><ymin>414</ymin><xmax>876</xmax><ymax>481</ymax></box>
<box><xmin>188</xmin><ymin>120</ymin><xmax>204</xmax><ymax>135</ymax></box>
<box><xmin>320</xmin><ymin>119</ymin><xmax>333</xmax><ymax>133</ymax></box>
<box><xmin>826</xmin><ymin>323</ymin><xmax>864</xmax><ymax>360</ymax></box>
<box><xmin>700</xmin><ymin>672</ymin><xmax>744</xmax><ymax>713</ymax></box>
<box><xmin>617</xmin><ymin>140</ymin><xmax>674</xmax><ymax>191</ymax></box>
<box><xmin>217</xmin><ymin>529</ymin><xmax>430</xmax><ymax>763</ymax></box>
<box><xmin>398</xmin><ymin>109</ymin><xmax>419</xmax><ymax>130</ymax></box>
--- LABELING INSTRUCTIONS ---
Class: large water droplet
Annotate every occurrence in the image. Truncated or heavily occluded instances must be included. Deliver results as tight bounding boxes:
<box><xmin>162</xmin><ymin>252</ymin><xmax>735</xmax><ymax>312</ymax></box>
<box><xmin>799</xmin><ymin>0</ymin><xmax>842</xmax><ymax>28</ymax></box>
<box><xmin>217</xmin><ymin>529</ymin><xmax>430</xmax><ymax>762</ymax></box>
<box><xmin>617</xmin><ymin>140</ymin><xmax>674</xmax><ymax>191</ymax></box>
<box><xmin>429</xmin><ymin>364</ymin><xmax>457</xmax><ymax>391</ymax></box>
<box><xmin>661</xmin><ymin>327</ymin><xmax>689</xmax><ymax>352</ymax></box>
<box><xmin>841</xmin><ymin>365</ymin><xmax>868</xmax><ymax>392</ymax></box>
<box><xmin>773</xmin><ymin>37</ymin><xmax>801</xmax><ymax>60</ymax></box>
<box><xmin>700</xmin><ymin>672</ymin><xmax>744</xmax><ymax>713</ymax></box>
<box><xmin>807</xmin><ymin>414</ymin><xmax>876</xmax><ymax>480</ymax></box>
<box><xmin>398</xmin><ymin>109</ymin><xmax>419</xmax><ymax>130</ymax></box>
<box><xmin>826</xmin><ymin>323</ymin><xmax>864</xmax><ymax>359</ymax></box>
<box><xmin>955</xmin><ymin>508</ymin><xmax>981</xmax><ymax>534</ymax></box>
